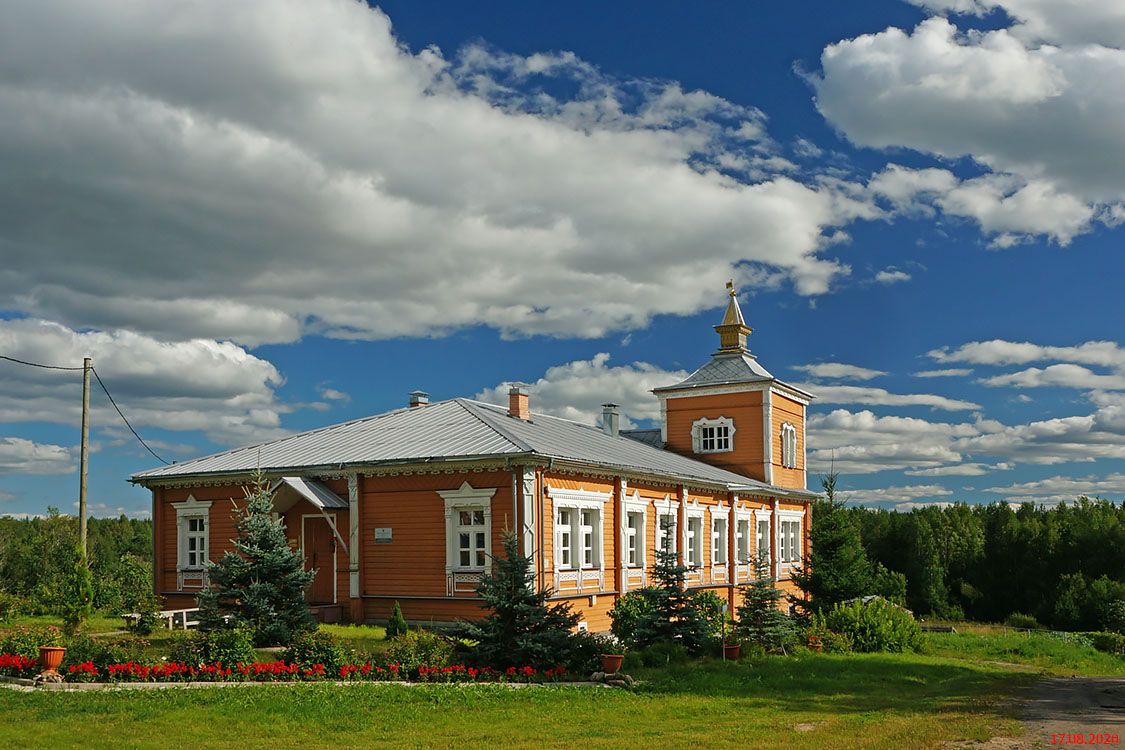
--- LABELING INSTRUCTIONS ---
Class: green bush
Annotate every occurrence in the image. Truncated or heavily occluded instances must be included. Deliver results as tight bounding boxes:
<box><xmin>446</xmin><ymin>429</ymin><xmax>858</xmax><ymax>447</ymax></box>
<box><xmin>283</xmin><ymin>630</ymin><xmax>348</xmax><ymax>673</ymax></box>
<box><xmin>824</xmin><ymin>598</ymin><xmax>923</xmax><ymax>653</ymax></box>
<box><xmin>0</xmin><ymin>592</ymin><xmax>28</xmax><ymax>622</ymax></box>
<box><xmin>386</xmin><ymin>601</ymin><xmax>408</xmax><ymax>639</ymax></box>
<box><xmin>637</xmin><ymin>642</ymin><xmax>690</xmax><ymax>668</ymax></box>
<box><xmin>60</xmin><ymin>634</ymin><xmax>147</xmax><ymax>672</ymax></box>
<box><xmin>609</xmin><ymin>590</ymin><xmax>657</xmax><ymax>646</ymax></box>
<box><xmin>1102</xmin><ymin>600</ymin><xmax>1125</xmax><ymax>635</ymax></box>
<box><xmin>690</xmin><ymin>590</ymin><xmax>729</xmax><ymax>642</ymax></box>
<box><xmin>806</xmin><ymin>612</ymin><xmax>853</xmax><ymax>654</ymax></box>
<box><xmin>0</xmin><ymin>625</ymin><xmax>62</xmax><ymax>657</ymax></box>
<box><xmin>1086</xmin><ymin>631</ymin><xmax>1125</xmax><ymax>655</ymax></box>
<box><xmin>1005</xmin><ymin>613</ymin><xmax>1041</xmax><ymax>630</ymax></box>
<box><xmin>385</xmin><ymin>630</ymin><xmax>454</xmax><ymax>670</ymax></box>
<box><xmin>169</xmin><ymin>628</ymin><xmax>256</xmax><ymax>667</ymax></box>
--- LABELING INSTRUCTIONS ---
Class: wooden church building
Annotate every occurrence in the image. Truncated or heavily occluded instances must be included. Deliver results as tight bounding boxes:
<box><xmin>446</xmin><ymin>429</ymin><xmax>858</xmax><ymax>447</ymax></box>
<box><xmin>132</xmin><ymin>286</ymin><xmax>816</xmax><ymax>629</ymax></box>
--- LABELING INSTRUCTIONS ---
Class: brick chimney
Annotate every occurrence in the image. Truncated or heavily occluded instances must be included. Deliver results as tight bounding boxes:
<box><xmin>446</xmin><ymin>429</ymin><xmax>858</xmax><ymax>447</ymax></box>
<box><xmin>409</xmin><ymin>390</ymin><xmax>429</xmax><ymax>408</ymax></box>
<box><xmin>601</xmin><ymin>403</ymin><xmax>620</xmax><ymax>437</ymax></box>
<box><xmin>508</xmin><ymin>384</ymin><xmax>530</xmax><ymax>420</ymax></box>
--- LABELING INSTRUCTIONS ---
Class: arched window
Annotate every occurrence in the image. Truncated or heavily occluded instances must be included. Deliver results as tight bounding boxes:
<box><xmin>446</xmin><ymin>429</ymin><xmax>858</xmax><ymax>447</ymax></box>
<box><xmin>780</xmin><ymin>422</ymin><xmax>798</xmax><ymax>469</ymax></box>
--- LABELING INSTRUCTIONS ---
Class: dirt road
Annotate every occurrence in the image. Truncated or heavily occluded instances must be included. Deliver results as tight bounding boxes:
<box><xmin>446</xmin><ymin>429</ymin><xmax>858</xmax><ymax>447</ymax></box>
<box><xmin>1020</xmin><ymin>677</ymin><xmax>1123</xmax><ymax>747</ymax></box>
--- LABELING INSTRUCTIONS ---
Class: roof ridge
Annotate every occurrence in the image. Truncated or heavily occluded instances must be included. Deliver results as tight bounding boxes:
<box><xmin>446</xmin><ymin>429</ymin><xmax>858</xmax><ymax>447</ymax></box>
<box><xmin>135</xmin><ymin>399</ymin><xmax>456</xmax><ymax>475</ymax></box>
<box><xmin>454</xmin><ymin>399</ymin><xmax>535</xmax><ymax>453</ymax></box>
<box><xmin>461</xmin><ymin>398</ymin><xmax>605</xmax><ymax>432</ymax></box>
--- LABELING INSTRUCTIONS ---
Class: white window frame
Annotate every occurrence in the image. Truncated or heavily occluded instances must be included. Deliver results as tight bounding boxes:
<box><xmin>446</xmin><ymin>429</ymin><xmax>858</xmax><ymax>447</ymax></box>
<box><xmin>439</xmin><ymin>482</ymin><xmax>497</xmax><ymax>575</ymax></box>
<box><xmin>683</xmin><ymin>502</ymin><xmax>706</xmax><ymax>569</ymax></box>
<box><xmin>549</xmin><ymin>486</ymin><xmax>609</xmax><ymax>590</ymax></box>
<box><xmin>778</xmin><ymin>510</ymin><xmax>804</xmax><ymax>566</ymax></box>
<box><xmin>754</xmin><ymin>508</ymin><xmax>773</xmax><ymax>569</ymax></box>
<box><xmin>652</xmin><ymin>496</ymin><xmax>679</xmax><ymax>554</ymax></box>
<box><xmin>711</xmin><ymin>510</ymin><xmax>729</xmax><ymax>566</ymax></box>
<box><xmin>172</xmin><ymin>496</ymin><xmax>212</xmax><ymax>590</ymax></box>
<box><xmin>781</xmin><ymin>422</ymin><xmax>798</xmax><ymax>469</ymax></box>
<box><xmin>622</xmin><ymin>491</ymin><xmax>648</xmax><ymax>568</ymax></box>
<box><xmin>691</xmin><ymin>416</ymin><xmax>736</xmax><ymax>454</ymax></box>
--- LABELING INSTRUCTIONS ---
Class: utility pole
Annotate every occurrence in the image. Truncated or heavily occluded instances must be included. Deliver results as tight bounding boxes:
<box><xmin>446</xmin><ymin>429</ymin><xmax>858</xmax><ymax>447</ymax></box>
<box><xmin>79</xmin><ymin>356</ymin><xmax>91</xmax><ymax>560</ymax></box>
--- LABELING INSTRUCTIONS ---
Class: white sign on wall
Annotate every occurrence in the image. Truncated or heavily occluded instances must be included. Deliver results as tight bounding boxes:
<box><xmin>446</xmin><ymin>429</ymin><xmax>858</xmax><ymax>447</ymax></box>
<box><xmin>374</xmin><ymin>527</ymin><xmax>392</xmax><ymax>544</ymax></box>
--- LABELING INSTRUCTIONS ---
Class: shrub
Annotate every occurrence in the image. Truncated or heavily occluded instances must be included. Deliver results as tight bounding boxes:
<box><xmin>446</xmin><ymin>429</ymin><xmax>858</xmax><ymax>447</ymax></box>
<box><xmin>637</xmin><ymin>642</ymin><xmax>690</xmax><ymax>668</ymax></box>
<box><xmin>283</xmin><ymin>630</ymin><xmax>347</xmax><ymax>673</ymax></box>
<box><xmin>0</xmin><ymin>625</ymin><xmax>62</xmax><ymax>657</ymax></box>
<box><xmin>806</xmin><ymin>612</ymin><xmax>853</xmax><ymax>654</ymax></box>
<box><xmin>824</xmin><ymin>598</ymin><xmax>923</xmax><ymax>653</ymax></box>
<box><xmin>1087</xmin><ymin>631</ymin><xmax>1125</xmax><ymax>655</ymax></box>
<box><xmin>60</xmin><ymin>635</ymin><xmax>147</xmax><ymax>676</ymax></box>
<box><xmin>1006</xmin><ymin>612</ymin><xmax>1041</xmax><ymax>630</ymax></box>
<box><xmin>385</xmin><ymin>630</ymin><xmax>455</xmax><ymax>670</ymax></box>
<box><xmin>609</xmin><ymin>590</ymin><xmax>657</xmax><ymax>646</ymax></box>
<box><xmin>386</xmin><ymin>601</ymin><xmax>408</xmax><ymax>639</ymax></box>
<box><xmin>691</xmin><ymin>590</ymin><xmax>729</xmax><ymax>642</ymax></box>
<box><xmin>0</xmin><ymin>592</ymin><xmax>28</xmax><ymax>622</ymax></box>
<box><xmin>169</xmin><ymin>628</ymin><xmax>256</xmax><ymax>668</ymax></box>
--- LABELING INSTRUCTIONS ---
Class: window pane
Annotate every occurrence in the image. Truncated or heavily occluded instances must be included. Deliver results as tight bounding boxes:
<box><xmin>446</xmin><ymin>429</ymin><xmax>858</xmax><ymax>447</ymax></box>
<box><xmin>460</xmin><ymin>550</ymin><xmax>470</xmax><ymax>567</ymax></box>
<box><xmin>459</xmin><ymin>532</ymin><xmax>470</xmax><ymax>550</ymax></box>
<box><xmin>475</xmin><ymin>532</ymin><xmax>485</xmax><ymax>550</ymax></box>
<box><xmin>459</xmin><ymin>510</ymin><xmax>472</xmax><ymax>526</ymax></box>
<box><xmin>476</xmin><ymin>550</ymin><xmax>486</xmax><ymax>567</ymax></box>
<box><xmin>472</xmin><ymin>510</ymin><xmax>485</xmax><ymax>525</ymax></box>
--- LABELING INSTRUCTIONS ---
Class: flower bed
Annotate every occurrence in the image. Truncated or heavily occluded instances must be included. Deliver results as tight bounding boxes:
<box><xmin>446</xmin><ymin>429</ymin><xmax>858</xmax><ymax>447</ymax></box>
<box><xmin>0</xmin><ymin>653</ymin><xmax>570</xmax><ymax>685</ymax></box>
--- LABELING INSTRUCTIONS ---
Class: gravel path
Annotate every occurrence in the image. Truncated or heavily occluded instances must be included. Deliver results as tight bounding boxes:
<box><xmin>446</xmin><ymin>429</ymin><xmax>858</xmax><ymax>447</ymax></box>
<box><xmin>1019</xmin><ymin>677</ymin><xmax>1124</xmax><ymax>748</ymax></box>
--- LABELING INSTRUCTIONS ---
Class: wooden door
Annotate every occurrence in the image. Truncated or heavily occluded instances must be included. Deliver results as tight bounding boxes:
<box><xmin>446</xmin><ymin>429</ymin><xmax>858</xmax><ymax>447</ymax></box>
<box><xmin>303</xmin><ymin>516</ymin><xmax>335</xmax><ymax>605</ymax></box>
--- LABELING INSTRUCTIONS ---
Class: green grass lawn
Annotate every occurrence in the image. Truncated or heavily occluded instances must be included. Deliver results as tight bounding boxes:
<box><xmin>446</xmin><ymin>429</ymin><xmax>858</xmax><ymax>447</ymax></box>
<box><xmin>2</xmin><ymin>621</ymin><xmax>1120</xmax><ymax>749</ymax></box>
<box><xmin>0</xmin><ymin>651</ymin><xmax>1031</xmax><ymax>750</ymax></box>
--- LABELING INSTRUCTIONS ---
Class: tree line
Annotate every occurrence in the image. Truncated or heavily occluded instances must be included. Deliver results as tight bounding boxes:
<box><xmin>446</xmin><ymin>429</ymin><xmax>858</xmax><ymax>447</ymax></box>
<box><xmin>0</xmin><ymin>510</ymin><xmax>154</xmax><ymax>620</ymax></box>
<box><xmin>801</xmin><ymin>475</ymin><xmax>1125</xmax><ymax>632</ymax></box>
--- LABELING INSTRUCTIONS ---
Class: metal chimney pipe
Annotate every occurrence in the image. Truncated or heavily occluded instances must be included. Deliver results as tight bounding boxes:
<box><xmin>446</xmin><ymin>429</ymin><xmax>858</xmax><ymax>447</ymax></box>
<box><xmin>602</xmin><ymin>403</ymin><xmax>620</xmax><ymax>437</ymax></box>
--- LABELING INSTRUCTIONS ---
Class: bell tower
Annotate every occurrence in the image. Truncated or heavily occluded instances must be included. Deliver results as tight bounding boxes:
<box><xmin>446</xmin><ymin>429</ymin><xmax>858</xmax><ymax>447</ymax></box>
<box><xmin>652</xmin><ymin>283</ymin><xmax>813</xmax><ymax>490</ymax></box>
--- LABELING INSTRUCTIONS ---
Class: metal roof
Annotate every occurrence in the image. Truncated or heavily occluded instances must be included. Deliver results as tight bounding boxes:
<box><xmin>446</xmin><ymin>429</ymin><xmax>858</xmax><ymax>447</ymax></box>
<box><xmin>653</xmin><ymin>351</ymin><xmax>774</xmax><ymax>392</ymax></box>
<box><xmin>132</xmin><ymin>399</ymin><xmax>524</xmax><ymax>480</ymax></box>
<box><xmin>275</xmin><ymin>477</ymin><xmax>348</xmax><ymax>509</ymax></box>
<box><xmin>132</xmin><ymin>397</ymin><xmax>812</xmax><ymax>496</ymax></box>
<box><xmin>620</xmin><ymin>428</ymin><xmax>663</xmax><ymax>448</ymax></box>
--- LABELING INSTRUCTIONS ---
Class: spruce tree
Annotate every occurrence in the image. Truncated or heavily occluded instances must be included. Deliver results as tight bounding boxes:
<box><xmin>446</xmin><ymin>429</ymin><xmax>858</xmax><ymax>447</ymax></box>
<box><xmin>457</xmin><ymin>529</ymin><xmax>583</xmax><ymax>670</ymax></box>
<box><xmin>386</xmin><ymin>600</ymin><xmax>408</xmax><ymax>639</ymax></box>
<box><xmin>791</xmin><ymin>472</ymin><xmax>875</xmax><ymax>613</ymax></box>
<box><xmin>197</xmin><ymin>474</ymin><xmax>316</xmax><ymax>646</ymax></box>
<box><xmin>632</xmin><ymin>539</ymin><xmax>711</xmax><ymax>655</ymax></box>
<box><xmin>736</xmin><ymin>554</ymin><xmax>796</xmax><ymax>653</ymax></box>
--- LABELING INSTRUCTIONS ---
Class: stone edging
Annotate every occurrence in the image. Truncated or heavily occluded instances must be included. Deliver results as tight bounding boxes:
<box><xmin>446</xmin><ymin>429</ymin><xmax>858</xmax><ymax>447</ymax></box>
<box><xmin>0</xmin><ymin>674</ymin><xmax>610</xmax><ymax>692</ymax></box>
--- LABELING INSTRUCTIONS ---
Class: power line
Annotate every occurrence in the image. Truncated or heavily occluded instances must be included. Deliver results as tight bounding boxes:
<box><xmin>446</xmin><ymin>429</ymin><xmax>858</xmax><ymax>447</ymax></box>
<box><xmin>0</xmin><ymin>352</ymin><xmax>172</xmax><ymax>465</ymax></box>
<box><xmin>90</xmin><ymin>367</ymin><xmax>171</xmax><ymax>465</ymax></box>
<box><xmin>0</xmin><ymin>354</ymin><xmax>84</xmax><ymax>371</ymax></box>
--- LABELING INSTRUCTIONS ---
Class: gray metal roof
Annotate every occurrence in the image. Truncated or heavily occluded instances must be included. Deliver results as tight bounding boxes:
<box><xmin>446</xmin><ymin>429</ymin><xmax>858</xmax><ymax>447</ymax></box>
<box><xmin>132</xmin><ymin>399</ymin><xmax>523</xmax><ymax>480</ymax></box>
<box><xmin>275</xmin><ymin>477</ymin><xmax>349</xmax><ymax>509</ymax></box>
<box><xmin>653</xmin><ymin>351</ymin><xmax>774</xmax><ymax>392</ymax></box>
<box><xmin>620</xmin><ymin>428</ymin><xmax>663</xmax><ymax>448</ymax></box>
<box><xmin>132</xmin><ymin>397</ymin><xmax>810</xmax><ymax>495</ymax></box>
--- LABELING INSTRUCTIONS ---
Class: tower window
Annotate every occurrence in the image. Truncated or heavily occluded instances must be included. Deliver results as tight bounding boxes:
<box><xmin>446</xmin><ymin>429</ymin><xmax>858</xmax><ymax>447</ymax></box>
<box><xmin>780</xmin><ymin>422</ymin><xmax>798</xmax><ymax>469</ymax></box>
<box><xmin>691</xmin><ymin>416</ymin><xmax>736</xmax><ymax>454</ymax></box>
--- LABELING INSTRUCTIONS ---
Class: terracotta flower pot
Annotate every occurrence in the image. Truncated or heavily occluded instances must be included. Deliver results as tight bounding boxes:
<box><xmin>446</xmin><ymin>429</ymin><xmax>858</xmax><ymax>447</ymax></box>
<box><xmin>599</xmin><ymin>653</ymin><xmax>624</xmax><ymax>674</ymax></box>
<box><xmin>722</xmin><ymin>643</ymin><xmax>741</xmax><ymax>660</ymax></box>
<box><xmin>38</xmin><ymin>646</ymin><xmax>66</xmax><ymax>675</ymax></box>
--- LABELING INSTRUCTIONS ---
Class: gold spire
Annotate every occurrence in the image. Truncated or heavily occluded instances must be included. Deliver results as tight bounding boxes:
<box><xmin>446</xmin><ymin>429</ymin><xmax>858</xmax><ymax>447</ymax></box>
<box><xmin>714</xmin><ymin>280</ymin><xmax>752</xmax><ymax>353</ymax></box>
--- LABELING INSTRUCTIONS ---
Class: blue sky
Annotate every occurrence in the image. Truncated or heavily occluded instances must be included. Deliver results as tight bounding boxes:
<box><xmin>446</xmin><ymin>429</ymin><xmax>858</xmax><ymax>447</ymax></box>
<box><xmin>1</xmin><ymin>0</ymin><xmax>1123</xmax><ymax>516</ymax></box>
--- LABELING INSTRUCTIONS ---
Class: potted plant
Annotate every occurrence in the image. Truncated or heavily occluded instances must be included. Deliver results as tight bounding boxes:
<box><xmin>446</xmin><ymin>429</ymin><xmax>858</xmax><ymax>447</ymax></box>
<box><xmin>593</xmin><ymin>633</ymin><xmax>625</xmax><ymax>674</ymax></box>
<box><xmin>37</xmin><ymin>626</ymin><xmax>66</xmax><ymax>676</ymax></box>
<box><xmin>722</xmin><ymin>639</ymin><xmax>742</xmax><ymax>661</ymax></box>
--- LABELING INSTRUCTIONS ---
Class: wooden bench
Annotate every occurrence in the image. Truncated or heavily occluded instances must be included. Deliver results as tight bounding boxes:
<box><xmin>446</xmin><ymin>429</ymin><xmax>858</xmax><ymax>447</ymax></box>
<box><xmin>122</xmin><ymin>608</ymin><xmax>201</xmax><ymax>631</ymax></box>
